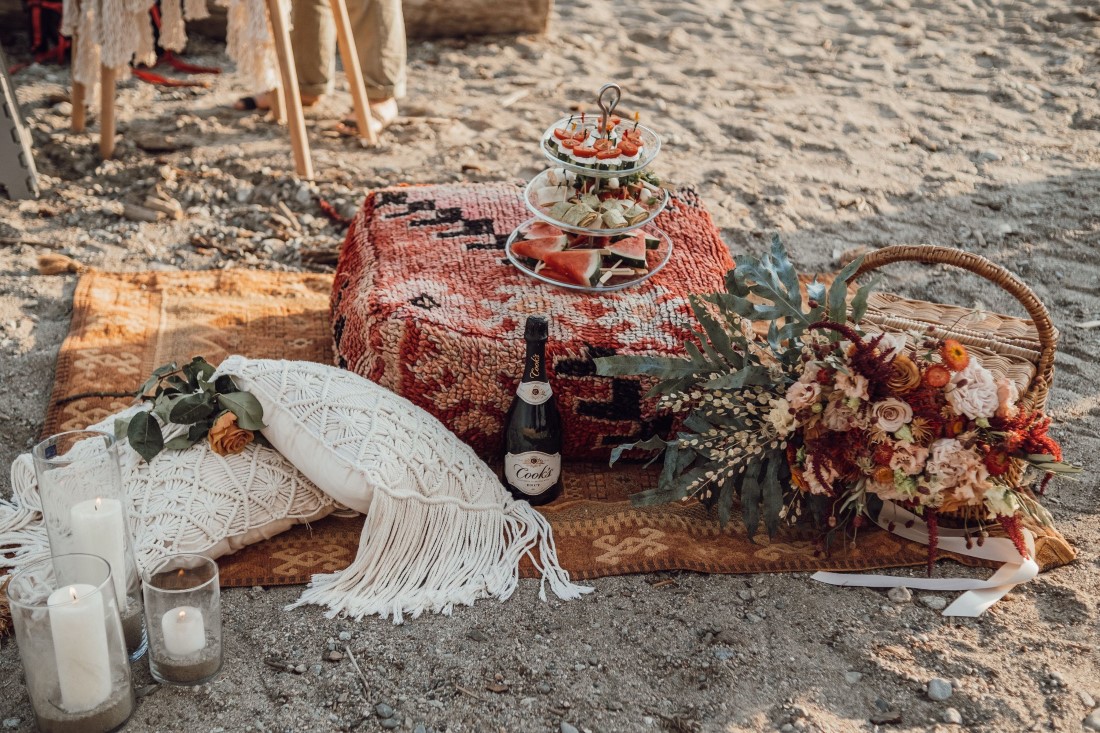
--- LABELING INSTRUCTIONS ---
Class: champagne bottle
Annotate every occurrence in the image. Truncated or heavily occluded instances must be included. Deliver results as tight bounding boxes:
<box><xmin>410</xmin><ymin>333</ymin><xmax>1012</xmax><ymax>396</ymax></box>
<box><xmin>502</xmin><ymin>316</ymin><xmax>563</xmax><ymax>505</ymax></box>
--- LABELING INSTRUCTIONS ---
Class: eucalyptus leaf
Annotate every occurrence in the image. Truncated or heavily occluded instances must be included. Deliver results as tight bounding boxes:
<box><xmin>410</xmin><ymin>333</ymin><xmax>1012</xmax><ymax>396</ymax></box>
<box><xmin>740</xmin><ymin>471</ymin><xmax>762</xmax><ymax>539</ymax></box>
<box><xmin>164</xmin><ymin>436</ymin><xmax>197</xmax><ymax>451</ymax></box>
<box><xmin>609</xmin><ymin>434</ymin><xmax>668</xmax><ymax>466</ymax></box>
<box><xmin>113</xmin><ymin>416</ymin><xmax>131</xmax><ymax>442</ymax></box>
<box><xmin>218</xmin><ymin>391</ymin><xmax>266</xmax><ymax>431</ymax></box>
<box><xmin>214</xmin><ymin>375</ymin><xmax>238</xmax><ymax>394</ymax></box>
<box><xmin>139</xmin><ymin>362</ymin><xmax>178</xmax><ymax>396</ymax></box>
<box><xmin>701</xmin><ymin>366</ymin><xmax>771</xmax><ymax>390</ymax></box>
<box><xmin>717</xmin><ymin>476</ymin><xmax>734</xmax><ymax>527</ymax></box>
<box><xmin>170</xmin><ymin>393</ymin><xmax>216</xmax><ymax>424</ymax></box>
<box><xmin>805</xmin><ymin>279</ymin><xmax>826</xmax><ymax>306</ymax></box>
<box><xmin>595</xmin><ymin>355</ymin><xmax>701</xmax><ymax>380</ymax></box>
<box><xmin>827</xmin><ymin>255</ymin><xmax>865</xmax><ymax>324</ymax></box>
<box><xmin>690</xmin><ymin>296</ymin><xmax>741</xmax><ymax>367</ymax></box>
<box><xmin>682</xmin><ymin>412</ymin><xmax>713</xmax><ymax>434</ymax></box>
<box><xmin>762</xmin><ymin>453</ymin><xmax>784</xmax><ymax>537</ymax></box>
<box><xmin>630</xmin><ymin>465</ymin><xmax>710</xmax><ymax>507</ymax></box>
<box><xmin>850</xmin><ymin>275</ymin><xmax>879</xmax><ymax>324</ymax></box>
<box><xmin>127</xmin><ymin>411</ymin><xmax>164</xmax><ymax>463</ymax></box>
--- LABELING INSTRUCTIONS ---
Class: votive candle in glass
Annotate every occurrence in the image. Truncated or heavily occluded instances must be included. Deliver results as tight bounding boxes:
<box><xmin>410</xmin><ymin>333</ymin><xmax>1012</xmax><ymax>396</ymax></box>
<box><xmin>32</xmin><ymin>430</ymin><xmax>147</xmax><ymax>660</ymax></box>
<box><xmin>8</xmin><ymin>554</ymin><xmax>135</xmax><ymax>733</ymax></box>
<box><xmin>143</xmin><ymin>553</ymin><xmax>223</xmax><ymax>685</ymax></box>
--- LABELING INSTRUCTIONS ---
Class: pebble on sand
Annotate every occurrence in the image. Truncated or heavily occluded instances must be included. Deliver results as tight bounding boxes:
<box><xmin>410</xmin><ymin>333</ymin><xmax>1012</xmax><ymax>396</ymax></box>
<box><xmin>887</xmin><ymin>587</ymin><xmax>912</xmax><ymax>603</ymax></box>
<box><xmin>943</xmin><ymin>707</ymin><xmax>963</xmax><ymax>725</ymax></box>
<box><xmin>927</xmin><ymin>678</ymin><xmax>954</xmax><ymax>702</ymax></box>
<box><xmin>920</xmin><ymin>596</ymin><xmax>948</xmax><ymax>611</ymax></box>
<box><xmin>1083</xmin><ymin>707</ymin><xmax>1100</xmax><ymax>732</ymax></box>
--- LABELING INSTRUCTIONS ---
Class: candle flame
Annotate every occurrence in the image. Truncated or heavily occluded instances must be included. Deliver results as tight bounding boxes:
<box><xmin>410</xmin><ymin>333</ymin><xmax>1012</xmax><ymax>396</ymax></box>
<box><xmin>178</xmin><ymin>569</ymin><xmax>185</xmax><ymax>578</ymax></box>
<box><xmin>178</xmin><ymin>610</ymin><xmax>187</xmax><ymax>622</ymax></box>
<box><xmin>69</xmin><ymin>586</ymin><xmax>79</xmax><ymax>601</ymax></box>
<box><xmin>633</xmin><ymin>111</ymin><xmax>640</xmax><ymax>121</ymax></box>
<box><xmin>94</xmin><ymin>497</ymin><xmax>102</xmax><ymax>511</ymax></box>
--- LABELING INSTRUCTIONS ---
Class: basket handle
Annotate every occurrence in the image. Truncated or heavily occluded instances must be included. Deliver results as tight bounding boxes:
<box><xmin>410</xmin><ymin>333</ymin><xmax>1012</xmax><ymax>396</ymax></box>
<box><xmin>853</xmin><ymin>245</ymin><xmax>1057</xmax><ymax>407</ymax></box>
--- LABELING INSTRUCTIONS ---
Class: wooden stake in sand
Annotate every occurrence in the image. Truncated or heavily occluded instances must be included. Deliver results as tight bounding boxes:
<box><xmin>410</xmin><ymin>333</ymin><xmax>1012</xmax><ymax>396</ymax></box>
<box><xmin>264</xmin><ymin>0</ymin><xmax>314</xmax><ymax>179</ymax></box>
<box><xmin>99</xmin><ymin>64</ymin><xmax>116</xmax><ymax>159</ymax></box>
<box><xmin>329</xmin><ymin>0</ymin><xmax>377</xmax><ymax>146</ymax></box>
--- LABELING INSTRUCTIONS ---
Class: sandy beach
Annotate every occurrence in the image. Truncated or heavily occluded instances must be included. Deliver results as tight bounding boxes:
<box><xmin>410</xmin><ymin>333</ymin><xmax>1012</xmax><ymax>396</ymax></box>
<box><xmin>1</xmin><ymin>0</ymin><xmax>1098</xmax><ymax>730</ymax></box>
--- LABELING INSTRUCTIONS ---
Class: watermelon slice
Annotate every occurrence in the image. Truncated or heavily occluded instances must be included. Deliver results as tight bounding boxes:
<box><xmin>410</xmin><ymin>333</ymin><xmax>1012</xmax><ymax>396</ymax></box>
<box><xmin>525</xmin><ymin>221</ymin><xmax>564</xmax><ymax>238</ymax></box>
<box><xmin>542</xmin><ymin>250</ymin><xmax>602</xmax><ymax>287</ymax></box>
<box><xmin>512</xmin><ymin>235</ymin><xmax>567</xmax><ymax>262</ymax></box>
<box><xmin>605</xmin><ymin>233</ymin><xmax>648</xmax><ymax>266</ymax></box>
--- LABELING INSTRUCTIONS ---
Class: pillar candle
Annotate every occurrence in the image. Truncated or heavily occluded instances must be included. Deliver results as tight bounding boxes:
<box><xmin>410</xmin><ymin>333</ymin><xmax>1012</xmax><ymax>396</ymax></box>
<box><xmin>161</xmin><ymin>606</ymin><xmax>206</xmax><ymax>657</ymax></box>
<box><xmin>69</xmin><ymin>497</ymin><xmax>128</xmax><ymax>604</ymax></box>
<box><xmin>48</xmin><ymin>584</ymin><xmax>112</xmax><ymax>713</ymax></box>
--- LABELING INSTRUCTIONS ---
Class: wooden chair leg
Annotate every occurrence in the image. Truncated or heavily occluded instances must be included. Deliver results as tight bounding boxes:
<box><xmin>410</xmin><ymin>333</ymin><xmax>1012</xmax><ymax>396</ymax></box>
<box><xmin>71</xmin><ymin>35</ymin><xmax>86</xmax><ymax>132</ymax></box>
<box><xmin>272</xmin><ymin>78</ymin><xmax>287</xmax><ymax>125</ymax></box>
<box><xmin>264</xmin><ymin>0</ymin><xmax>314</xmax><ymax>179</ymax></box>
<box><xmin>99</xmin><ymin>64</ymin><xmax>116</xmax><ymax>159</ymax></box>
<box><xmin>328</xmin><ymin>0</ymin><xmax>376</xmax><ymax>145</ymax></box>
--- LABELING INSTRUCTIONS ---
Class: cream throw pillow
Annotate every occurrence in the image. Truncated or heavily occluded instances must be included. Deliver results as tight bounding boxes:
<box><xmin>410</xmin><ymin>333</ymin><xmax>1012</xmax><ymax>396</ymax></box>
<box><xmin>212</xmin><ymin>356</ymin><xmax>592</xmax><ymax>623</ymax></box>
<box><xmin>2</xmin><ymin>404</ymin><xmax>337</xmax><ymax>578</ymax></box>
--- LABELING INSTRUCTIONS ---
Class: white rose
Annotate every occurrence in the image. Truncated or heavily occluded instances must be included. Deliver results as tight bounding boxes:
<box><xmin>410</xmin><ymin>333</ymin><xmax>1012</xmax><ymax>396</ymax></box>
<box><xmin>945</xmin><ymin>360</ymin><xmax>999</xmax><ymax>420</ymax></box>
<box><xmin>766</xmin><ymin>398</ymin><xmax>796</xmax><ymax>437</ymax></box>
<box><xmin>983</xmin><ymin>485</ymin><xmax>1021</xmax><ymax>520</ymax></box>
<box><xmin>872</xmin><ymin>398</ymin><xmax>913</xmax><ymax>433</ymax></box>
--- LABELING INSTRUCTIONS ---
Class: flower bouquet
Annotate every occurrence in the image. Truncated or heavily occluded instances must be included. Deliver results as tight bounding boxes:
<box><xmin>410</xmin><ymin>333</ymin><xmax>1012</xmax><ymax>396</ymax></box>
<box><xmin>595</xmin><ymin>238</ymin><xmax>1078</xmax><ymax>567</ymax></box>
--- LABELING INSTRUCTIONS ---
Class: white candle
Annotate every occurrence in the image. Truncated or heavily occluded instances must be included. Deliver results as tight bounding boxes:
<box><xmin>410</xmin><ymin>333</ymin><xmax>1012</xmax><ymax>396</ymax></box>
<box><xmin>48</xmin><ymin>584</ymin><xmax>112</xmax><ymax>713</ymax></box>
<box><xmin>161</xmin><ymin>606</ymin><xmax>206</xmax><ymax>657</ymax></box>
<box><xmin>69</xmin><ymin>497</ymin><xmax>128</xmax><ymax>604</ymax></box>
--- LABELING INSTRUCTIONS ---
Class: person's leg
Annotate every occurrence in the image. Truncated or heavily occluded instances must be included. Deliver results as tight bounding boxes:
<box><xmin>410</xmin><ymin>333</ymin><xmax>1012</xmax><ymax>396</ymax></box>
<box><xmin>291</xmin><ymin>0</ymin><xmax>337</xmax><ymax>100</ymax></box>
<box><xmin>347</xmin><ymin>0</ymin><xmax>406</xmax><ymax>126</ymax></box>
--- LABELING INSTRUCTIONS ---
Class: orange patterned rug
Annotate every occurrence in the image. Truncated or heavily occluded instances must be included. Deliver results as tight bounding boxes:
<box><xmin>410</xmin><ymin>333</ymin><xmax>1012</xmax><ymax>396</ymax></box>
<box><xmin>38</xmin><ymin>270</ymin><xmax>1074</xmax><ymax>588</ymax></box>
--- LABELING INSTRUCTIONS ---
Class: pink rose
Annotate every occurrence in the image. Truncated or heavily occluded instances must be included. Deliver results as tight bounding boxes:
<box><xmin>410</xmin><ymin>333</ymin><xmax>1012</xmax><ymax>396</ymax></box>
<box><xmin>889</xmin><ymin>441</ymin><xmax>929</xmax><ymax>475</ymax></box>
<box><xmin>925</xmin><ymin>438</ymin><xmax>990</xmax><ymax>502</ymax></box>
<box><xmin>786</xmin><ymin>381</ymin><xmax>822</xmax><ymax>411</ymax></box>
<box><xmin>835</xmin><ymin>371</ymin><xmax>869</xmax><ymax>402</ymax></box>
<box><xmin>822</xmin><ymin>395</ymin><xmax>861</xmax><ymax>432</ymax></box>
<box><xmin>995</xmin><ymin>377</ymin><xmax>1020</xmax><ymax>420</ymax></box>
<box><xmin>872</xmin><ymin>398</ymin><xmax>913</xmax><ymax>433</ymax></box>
<box><xmin>945</xmin><ymin>360</ymin><xmax>999</xmax><ymax>420</ymax></box>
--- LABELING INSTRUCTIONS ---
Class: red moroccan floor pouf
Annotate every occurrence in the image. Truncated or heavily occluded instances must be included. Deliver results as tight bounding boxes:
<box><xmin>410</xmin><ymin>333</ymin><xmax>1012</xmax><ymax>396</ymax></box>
<box><xmin>331</xmin><ymin>183</ymin><xmax>733</xmax><ymax>460</ymax></box>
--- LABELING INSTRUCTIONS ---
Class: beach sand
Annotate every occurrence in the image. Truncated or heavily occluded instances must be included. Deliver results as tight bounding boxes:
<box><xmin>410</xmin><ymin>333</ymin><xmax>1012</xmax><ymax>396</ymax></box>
<box><xmin>1</xmin><ymin>0</ymin><xmax>1098</xmax><ymax>730</ymax></box>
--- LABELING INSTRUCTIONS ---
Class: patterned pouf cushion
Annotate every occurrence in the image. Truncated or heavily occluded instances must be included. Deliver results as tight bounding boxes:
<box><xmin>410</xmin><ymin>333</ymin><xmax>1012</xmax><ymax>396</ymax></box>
<box><xmin>331</xmin><ymin>183</ymin><xmax>733</xmax><ymax>460</ymax></box>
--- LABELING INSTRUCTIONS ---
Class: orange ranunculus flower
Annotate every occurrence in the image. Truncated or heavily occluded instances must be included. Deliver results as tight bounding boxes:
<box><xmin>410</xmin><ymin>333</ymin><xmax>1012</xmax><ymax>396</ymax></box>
<box><xmin>941</xmin><ymin>339</ymin><xmax>970</xmax><ymax>371</ymax></box>
<box><xmin>209</xmin><ymin>411</ymin><xmax>254</xmax><ymax>456</ymax></box>
<box><xmin>984</xmin><ymin>450</ymin><xmax>1012</xmax><ymax>476</ymax></box>
<box><xmin>887</xmin><ymin>355</ymin><xmax>922</xmax><ymax>394</ymax></box>
<box><xmin>872</xmin><ymin>466</ymin><xmax>895</xmax><ymax>485</ymax></box>
<box><xmin>923</xmin><ymin>364</ymin><xmax>951</xmax><ymax>388</ymax></box>
<box><xmin>943</xmin><ymin>416</ymin><xmax>967</xmax><ymax>438</ymax></box>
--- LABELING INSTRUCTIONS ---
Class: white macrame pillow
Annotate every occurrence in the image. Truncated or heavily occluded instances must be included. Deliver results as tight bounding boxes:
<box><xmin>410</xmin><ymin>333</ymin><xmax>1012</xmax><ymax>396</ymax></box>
<box><xmin>2</xmin><ymin>404</ymin><xmax>338</xmax><ymax>578</ymax></box>
<box><xmin>212</xmin><ymin>356</ymin><xmax>592</xmax><ymax>623</ymax></box>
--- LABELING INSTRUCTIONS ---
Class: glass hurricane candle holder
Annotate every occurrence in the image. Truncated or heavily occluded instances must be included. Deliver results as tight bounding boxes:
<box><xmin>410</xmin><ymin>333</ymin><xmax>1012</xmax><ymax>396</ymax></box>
<box><xmin>32</xmin><ymin>430</ymin><xmax>147</xmax><ymax>660</ymax></box>
<box><xmin>143</xmin><ymin>554</ymin><xmax>223</xmax><ymax>686</ymax></box>
<box><xmin>8</xmin><ymin>554</ymin><xmax>135</xmax><ymax>733</ymax></box>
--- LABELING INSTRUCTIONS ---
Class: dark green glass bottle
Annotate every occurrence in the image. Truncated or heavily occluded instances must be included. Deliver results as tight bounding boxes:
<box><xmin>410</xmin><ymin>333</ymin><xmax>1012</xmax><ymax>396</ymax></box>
<box><xmin>501</xmin><ymin>316</ymin><xmax>563</xmax><ymax>505</ymax></box>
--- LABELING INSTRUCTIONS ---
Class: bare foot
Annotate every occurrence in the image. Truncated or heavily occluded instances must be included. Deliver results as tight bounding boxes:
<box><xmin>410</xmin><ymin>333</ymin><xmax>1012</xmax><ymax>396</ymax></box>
<box><xmin>234</xmin><ymin>90</ymin><xmax>322</xmax><ymax>111</ymax></box>
<box><xmin>335</xmin><ymin>98</ymin><xmax>399</xmax><ymax>136</ymax></box>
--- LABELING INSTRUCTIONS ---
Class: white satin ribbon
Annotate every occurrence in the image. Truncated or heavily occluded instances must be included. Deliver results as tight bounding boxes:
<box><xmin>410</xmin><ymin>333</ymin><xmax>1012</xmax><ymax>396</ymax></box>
<box><xmin>811</xmin><ymin>501</ymin><xmax>1038</xmax><ymax>617</ymax></box>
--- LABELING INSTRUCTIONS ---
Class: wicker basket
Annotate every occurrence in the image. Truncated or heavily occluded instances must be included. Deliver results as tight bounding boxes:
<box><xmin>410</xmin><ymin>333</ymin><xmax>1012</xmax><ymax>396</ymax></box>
<box><xmin>850</xmin><ymin>244</ymin><xmax>1062</xmax><ymax>525</ymax></box>
<box><xmin>854</xmin><ymin>245</ymin><xmax>1057</xmax><ymax>414</ymax></box>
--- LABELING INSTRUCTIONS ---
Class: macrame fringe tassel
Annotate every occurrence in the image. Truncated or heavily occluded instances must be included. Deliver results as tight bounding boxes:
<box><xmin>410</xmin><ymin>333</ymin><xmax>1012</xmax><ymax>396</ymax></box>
<box><xmin>288</xmin><ymin>490</ymin><xmax>592</xmax><ymax>624</ymax></box>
